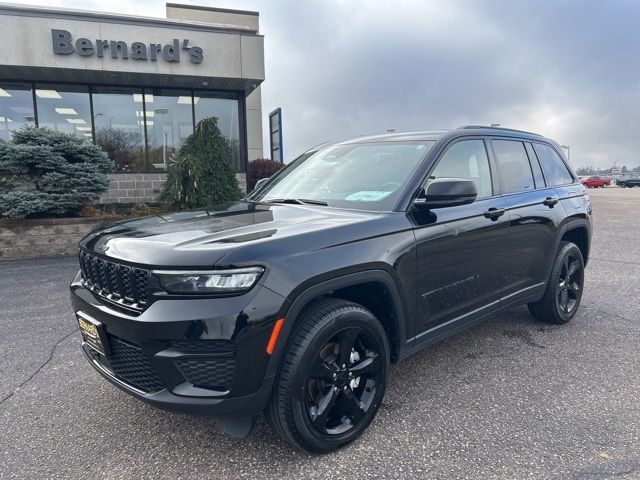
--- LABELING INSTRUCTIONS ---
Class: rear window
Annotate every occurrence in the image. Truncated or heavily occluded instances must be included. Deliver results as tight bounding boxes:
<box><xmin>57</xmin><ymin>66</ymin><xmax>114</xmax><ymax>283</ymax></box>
<box><xmin>533</xmin><ymin>143</ymin><xmax>575</xmax><ymax>186</ymax></box>
<box><xmin>491</xmin><ymin>140</ymin><xmax>535</xmax><ymax>194</ymax></box>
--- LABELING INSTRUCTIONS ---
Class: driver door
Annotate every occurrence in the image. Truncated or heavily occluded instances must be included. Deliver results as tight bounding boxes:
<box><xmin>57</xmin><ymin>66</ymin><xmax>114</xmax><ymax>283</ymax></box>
<box><xmin>411</xmin><ymin>138</ymin><xmax>510</xmax><ymax>339</ymax></box>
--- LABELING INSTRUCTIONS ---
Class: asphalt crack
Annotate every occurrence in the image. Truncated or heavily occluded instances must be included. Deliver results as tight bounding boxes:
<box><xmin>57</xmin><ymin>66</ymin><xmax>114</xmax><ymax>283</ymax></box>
<box><xmin>0</xmin><ymin>328</ymin><xmax>78</xmax><ymax>408</ymax></box>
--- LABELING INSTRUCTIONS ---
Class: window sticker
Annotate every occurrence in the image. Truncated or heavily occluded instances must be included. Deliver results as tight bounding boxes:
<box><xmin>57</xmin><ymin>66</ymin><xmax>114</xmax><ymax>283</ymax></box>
<box><xmin>345</xmin><ymin>191</ymin><xmax>392</xmax><ymax>201</ymax></box>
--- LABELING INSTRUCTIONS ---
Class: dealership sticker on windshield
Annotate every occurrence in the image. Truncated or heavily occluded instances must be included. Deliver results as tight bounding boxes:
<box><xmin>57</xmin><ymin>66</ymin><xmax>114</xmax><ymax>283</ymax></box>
<box><xmin>345</xmin><ymin>191</ymin><xmax>392</xmax><ymax>201</ymax></box>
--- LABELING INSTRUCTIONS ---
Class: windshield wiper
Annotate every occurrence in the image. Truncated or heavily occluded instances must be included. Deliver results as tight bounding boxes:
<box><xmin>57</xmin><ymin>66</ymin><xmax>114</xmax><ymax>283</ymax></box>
<box><xmin>264</xmin><ymin>198</ymin><xmax>328</xmax><ymax>206</ymax></box>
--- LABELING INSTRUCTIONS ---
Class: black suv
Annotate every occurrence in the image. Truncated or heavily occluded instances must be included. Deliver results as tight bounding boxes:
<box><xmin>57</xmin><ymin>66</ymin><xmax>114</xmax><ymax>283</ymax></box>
<box><xmin>70</xmin><ymin>126</ymin><xmax>591</xmax><ymax>452</ymax></box>
<box><xmin>617</xmin><ymin>177</ymin><xmax>640</xmax><ymax>187</ymax></box>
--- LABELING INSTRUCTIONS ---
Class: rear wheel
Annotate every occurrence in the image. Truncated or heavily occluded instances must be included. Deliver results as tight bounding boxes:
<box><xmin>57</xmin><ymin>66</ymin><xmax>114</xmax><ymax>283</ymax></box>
<box><xmin>266</xmin><ymin>298</ymin><xmax>389</xmax><ymax>453</ymax></box>
<box><xmin>528</xmin><ymin>241</ymin><xmax>585</xmax><ymax>324</ymax></box>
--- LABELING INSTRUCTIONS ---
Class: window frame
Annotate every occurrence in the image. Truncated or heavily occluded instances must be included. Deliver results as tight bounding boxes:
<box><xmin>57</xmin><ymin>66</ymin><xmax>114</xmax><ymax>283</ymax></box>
<box><xmin>419</xmin><ymin>136</ymin><xmax>498</xmax><ymax>200</ymax></box>
<box><xmin>524</xmin><ymin>141</ymin><xmax>547</xmax><ymax>189</ymax></box>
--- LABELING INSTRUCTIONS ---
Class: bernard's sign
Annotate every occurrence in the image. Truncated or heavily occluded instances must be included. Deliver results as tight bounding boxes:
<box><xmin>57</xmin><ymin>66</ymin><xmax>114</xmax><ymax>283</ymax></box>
<box><xmin>51</xmin><ymin>29</ymin><xmax>204</xmax><ymax>64</ymax></box>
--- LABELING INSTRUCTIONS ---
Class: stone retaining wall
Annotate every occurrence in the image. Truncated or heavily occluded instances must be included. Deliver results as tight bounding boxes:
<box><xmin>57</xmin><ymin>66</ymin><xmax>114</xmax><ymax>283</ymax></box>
<box><xmin>0</xmin><ymin>217</ymin><xmax>113</xmax><ymax>260</ymax></box>
<box><xmin>1</xmin><ymin>172</ymin><xmax>250</xmax><ymax>259</ymax></box>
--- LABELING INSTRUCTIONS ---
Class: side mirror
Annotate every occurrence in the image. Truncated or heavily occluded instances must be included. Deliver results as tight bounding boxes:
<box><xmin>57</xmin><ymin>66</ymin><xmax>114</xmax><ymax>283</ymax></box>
<box><xmin>254</xmin><ymin>177</ymin><xmax>270</xmax><ymax>191</ymax></box>
<box><xmin>413</xmin><ymin>178</ymin><xmax>477</xmax><ymax>209</ymax></box>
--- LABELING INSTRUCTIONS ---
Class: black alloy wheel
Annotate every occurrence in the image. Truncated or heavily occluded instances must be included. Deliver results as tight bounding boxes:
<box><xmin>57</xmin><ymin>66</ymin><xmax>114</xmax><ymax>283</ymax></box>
<box><xmin>528</xmin><ymin>241</ymin><xmax>585</xmax><ymax>324</ymax></box>
<box><xmin>556</xmin><ymin>252</ymin><xmax>583</xmax><ymax>316</ymax></box>
<box><xmin>266</xmin><ymin>298</ymin><xmax>389</xmax><ymax>453</ymax></box>
<box><xmin>305</xmin><ymin>327</ymin><xmax>382</xmax><ymax>435</ymax></box>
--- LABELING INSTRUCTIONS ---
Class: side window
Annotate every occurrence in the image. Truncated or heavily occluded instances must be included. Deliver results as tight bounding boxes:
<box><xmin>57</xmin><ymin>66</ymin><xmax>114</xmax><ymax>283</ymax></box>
<box><xmin>429</xmin><ymin>140</ymin><xmax>492</xmax><ymax>198</ymax></box>
<box><xmin>492</xmin><ymin>140</ymin><xmax>535</xmax><ymax>194</ymax></box>
<box><xmin>524</xmin><ymin>142</ymin><xmax>546</xmax><ymax>188</ymax></box>
<box><xmin>533</xmin><ymin>143</ymin><xmax>575</xmax><ymax>186</ymax></box>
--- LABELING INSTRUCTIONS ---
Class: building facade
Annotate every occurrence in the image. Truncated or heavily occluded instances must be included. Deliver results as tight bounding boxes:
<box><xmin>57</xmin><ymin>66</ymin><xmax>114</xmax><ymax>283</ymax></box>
<box><xmin>0</xmin><ymin>2</ymin><xmax>264</xmax><ymax>203</ymax></box>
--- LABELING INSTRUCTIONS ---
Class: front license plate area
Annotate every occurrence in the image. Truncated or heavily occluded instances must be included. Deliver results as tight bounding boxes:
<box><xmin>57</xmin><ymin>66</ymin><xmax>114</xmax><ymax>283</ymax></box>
<box><xmin>77</xmin><ymin>314</ymin><xmax>107</xmax><ymax>355</ymax></box>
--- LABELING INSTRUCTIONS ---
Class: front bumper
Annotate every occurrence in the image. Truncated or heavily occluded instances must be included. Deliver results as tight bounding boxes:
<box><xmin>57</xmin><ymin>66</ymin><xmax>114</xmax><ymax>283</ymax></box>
<box><xmin>70</xmin><ymin>271</ymin><xmax>287</xmax><ymax>419</ymax></box>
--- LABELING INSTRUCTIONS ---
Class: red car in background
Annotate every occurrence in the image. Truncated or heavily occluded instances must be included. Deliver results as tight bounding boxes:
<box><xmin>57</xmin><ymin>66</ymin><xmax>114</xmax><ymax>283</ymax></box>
<box><xmin>581</xmin><ymin>176</ymin><xmax>611</xmax><ymax>188</ymax></box>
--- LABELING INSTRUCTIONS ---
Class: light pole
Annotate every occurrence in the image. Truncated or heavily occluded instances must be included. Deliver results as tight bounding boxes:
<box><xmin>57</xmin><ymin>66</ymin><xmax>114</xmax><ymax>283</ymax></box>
<box><xmin>561</xmin><ymin>144</ymin><xmax>570</xmax><ymax>162</ymax></box>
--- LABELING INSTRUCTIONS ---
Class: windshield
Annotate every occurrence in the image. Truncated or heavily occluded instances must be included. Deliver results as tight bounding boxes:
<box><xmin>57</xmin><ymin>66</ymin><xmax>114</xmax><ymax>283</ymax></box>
<box><xmin>249</xmin><ymin>141</ymin><xmax>434</xmax><ymax>211</ymax></box>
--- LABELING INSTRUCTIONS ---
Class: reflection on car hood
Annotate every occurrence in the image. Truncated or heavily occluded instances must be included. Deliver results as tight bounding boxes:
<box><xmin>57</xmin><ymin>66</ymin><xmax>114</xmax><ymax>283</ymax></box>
<box><xmin>80</xmin><ymin>201</ymin><xmax>381</xmax><ymax>266</ymax></box>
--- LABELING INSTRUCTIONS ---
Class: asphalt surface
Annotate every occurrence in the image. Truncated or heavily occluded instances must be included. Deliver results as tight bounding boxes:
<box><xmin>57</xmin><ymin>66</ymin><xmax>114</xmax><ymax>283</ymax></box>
<box><xmin>1</xmin><ymin>188</ymin><xmax>639</xmax><ymax>480</ymax></box>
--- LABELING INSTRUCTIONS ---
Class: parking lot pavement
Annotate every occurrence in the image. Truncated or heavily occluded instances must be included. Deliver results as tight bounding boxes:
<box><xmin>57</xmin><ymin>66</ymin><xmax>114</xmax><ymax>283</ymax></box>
<box><xmin>1</xmin><ymin>188</ymin><xmax>639</xmax><ymax>480</ymax></box>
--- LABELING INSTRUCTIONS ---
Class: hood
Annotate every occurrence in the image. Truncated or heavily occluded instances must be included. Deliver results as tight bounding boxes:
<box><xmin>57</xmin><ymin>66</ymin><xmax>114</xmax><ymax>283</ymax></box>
<box><xmin>80</xmin><ymin>201</ymin><xmax>381</xmax><ymax>267</ymax></box>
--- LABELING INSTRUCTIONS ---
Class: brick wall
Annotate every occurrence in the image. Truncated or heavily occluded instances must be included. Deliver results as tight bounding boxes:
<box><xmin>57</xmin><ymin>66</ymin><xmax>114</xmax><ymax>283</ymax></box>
<box><xmin>98</xmin><ymin>173</ymin><xmax>168</xmax><ymax>204</ymax></box>
<box><xmin>98</xmin><ymin>172</ymin><xmax>247</xmax><ymax>204</ymax></box>
<box><xmin>0</xmin><ymin>218</ymin><xmax>113</xmax><ymax>260</ymax></box>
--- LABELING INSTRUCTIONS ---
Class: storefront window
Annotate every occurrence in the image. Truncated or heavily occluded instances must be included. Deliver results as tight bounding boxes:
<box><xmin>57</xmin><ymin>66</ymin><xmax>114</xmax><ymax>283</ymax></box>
<box><xmin>35</xmin><ymin>84</ymin><xmax>92</xmax><ymax>140</ymax></box>
<box><xmin>194</xmin><ymin>92</ymin><xmax>242</xmax><ymax>172</ymax></box>
<box><xmin>0</xmin><ymin>82</ymin><xmax>245</xmax><ymax>174</ymax></box>
<box><xmin>92</xmin><ymin>86</ymin><xmax>146</xmax><ymax>172</ymax></box>
<box><xmin>0</xmin><ymin>83</ymin><xmax>35</xmax><ymax>141</ymax></box>
<box><xmin>144</xmin><ymin>89</ymin><xmax>194</xmax><ymax>170</ymax></box>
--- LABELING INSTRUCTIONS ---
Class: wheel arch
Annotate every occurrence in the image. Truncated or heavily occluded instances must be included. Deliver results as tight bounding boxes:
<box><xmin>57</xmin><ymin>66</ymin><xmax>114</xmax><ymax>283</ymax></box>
<box><xmin>544</xmin><ymin>217</ymin><xmax>591</xmax><ymax>282</ymax></box>
<box><xmin>266</xmin><ymin>270</ymin><xmax>408</xmax><ymax>378</ymax></box>
<box><xmin>560</xmin><ymin>224</ymin><xmax>590</xmax><ymax>266</ymax></box>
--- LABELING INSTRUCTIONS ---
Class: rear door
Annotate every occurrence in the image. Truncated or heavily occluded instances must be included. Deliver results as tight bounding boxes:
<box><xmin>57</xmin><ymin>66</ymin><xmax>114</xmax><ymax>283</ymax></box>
<box><xmin>412</xmin><ymin>138</ymin><xmax>509</xmax><ymax>338</ymax></box>
<box><xmin>488</xmin><ymin>138</ymin><xmax>566</xmax><ymax>304</ymax></box>
<box><xmin>533</xmin><ymin>141</ymin><xmax>587</xmax><ymax>228</ymax></box>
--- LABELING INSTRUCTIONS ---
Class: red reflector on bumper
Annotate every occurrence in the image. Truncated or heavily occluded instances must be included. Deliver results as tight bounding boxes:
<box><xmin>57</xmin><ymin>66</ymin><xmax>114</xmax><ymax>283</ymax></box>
<box><xmin>266</xmin><ymin>318</ymin><xmax>284</xmax><ymax>355</ymax></box>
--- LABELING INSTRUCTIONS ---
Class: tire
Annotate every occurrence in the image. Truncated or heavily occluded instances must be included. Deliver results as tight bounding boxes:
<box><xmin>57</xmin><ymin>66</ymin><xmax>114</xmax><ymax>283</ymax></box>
<box><xmin>266</xmin><ymin>298</ymin><xmax>389</xmax><ymax>453</ymax></box>
<box><xmin>528</xmin><ymin>241</ymin><xmax>585</xmax><ymax>324</ymax></box>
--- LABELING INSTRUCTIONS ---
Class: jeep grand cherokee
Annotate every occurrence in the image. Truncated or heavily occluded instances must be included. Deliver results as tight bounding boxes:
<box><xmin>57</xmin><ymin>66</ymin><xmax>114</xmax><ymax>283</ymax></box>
<box><xmin>70</xmin><ymin>126</ymin><xmax>591</xmax><ymax>453</ymax></box>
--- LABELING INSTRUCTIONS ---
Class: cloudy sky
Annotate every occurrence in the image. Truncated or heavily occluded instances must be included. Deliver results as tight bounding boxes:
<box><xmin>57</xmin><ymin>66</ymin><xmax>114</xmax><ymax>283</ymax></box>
<box><xmin>11</xmin><ymin>0</ymin><xmax>640</xmax><ymax>168</ymax></box>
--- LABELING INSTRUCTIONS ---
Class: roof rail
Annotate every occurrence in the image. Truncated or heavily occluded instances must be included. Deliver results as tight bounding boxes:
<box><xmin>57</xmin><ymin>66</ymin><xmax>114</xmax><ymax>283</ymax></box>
<box><xmin>457</xmin><ymin>125</ymin><xmax>543</xmax><ymax>137</ymax></box>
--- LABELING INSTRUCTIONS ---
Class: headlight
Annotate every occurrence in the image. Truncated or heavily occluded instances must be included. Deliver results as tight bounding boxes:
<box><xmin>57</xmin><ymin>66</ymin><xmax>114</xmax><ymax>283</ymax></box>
<box><xmin>152</xmin><ymin>267</ymin><xmax>264</xmax><ymax>294</ymax></box>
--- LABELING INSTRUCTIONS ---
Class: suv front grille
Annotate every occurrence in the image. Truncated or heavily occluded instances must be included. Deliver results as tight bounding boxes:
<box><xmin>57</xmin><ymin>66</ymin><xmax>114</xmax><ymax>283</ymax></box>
<box><xmin>79</xmin><ymin>250</ymin><xmax>149</xmax><ymax>310</ymax></box>
<box><xmin>107</xmin><ymin>336</ymin><xmax>164</xmax><ymax>394</ymax></box>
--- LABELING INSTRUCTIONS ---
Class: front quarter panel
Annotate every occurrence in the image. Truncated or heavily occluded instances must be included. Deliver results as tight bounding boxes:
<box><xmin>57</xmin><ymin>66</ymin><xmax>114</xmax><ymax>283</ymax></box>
<box><xmin>216</xmin><ymin>212</ymin><xmax>418</xmax><ymax>359</ymax></box>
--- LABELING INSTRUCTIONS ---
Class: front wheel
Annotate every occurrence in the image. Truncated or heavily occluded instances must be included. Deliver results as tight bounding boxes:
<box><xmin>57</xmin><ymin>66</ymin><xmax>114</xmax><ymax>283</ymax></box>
<box><xmin>528</xmin><ymin>241</ymin><xmax>585</xmax><ymax>324</ymax></box>
<box><xmin>266</xmin><ymin>298</ymin><xmax>389</xmax><ymax>453</ymax></box>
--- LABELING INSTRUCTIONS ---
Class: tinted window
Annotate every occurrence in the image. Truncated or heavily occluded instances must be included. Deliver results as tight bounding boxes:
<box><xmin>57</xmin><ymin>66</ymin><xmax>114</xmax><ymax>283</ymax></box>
<box><xmin>534</xmin><ymin>143</ymin><xmax>574</xmax><ymax>186</ymax></box>
<box><xmin>524</xmin><ymin>142</ymin><xmax>546</xmax><ymax>188</ymax></box>
<box><xmin>429</xmin><ymin>140</ymin><xmax>492</xmax><ymax>198</ymax></box>
<box><xmin>492</xmin><ymin>140</ymin><xmax>534</xmax><ymax>194</ymax></box>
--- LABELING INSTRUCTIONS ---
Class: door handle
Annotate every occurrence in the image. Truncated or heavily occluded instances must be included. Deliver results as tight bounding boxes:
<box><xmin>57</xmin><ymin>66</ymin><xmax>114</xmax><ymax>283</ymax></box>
<box><xmin>543</xmin><ymin>196</ymin><xmax>559</xmax><ymax>207</ymax></box>
<box><xmin>483</xmin><ymin>207</ymin><xmax>506</xmax><ymax>220</ymax></box>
